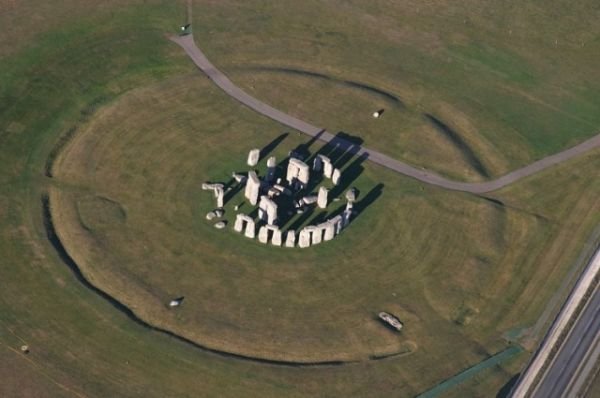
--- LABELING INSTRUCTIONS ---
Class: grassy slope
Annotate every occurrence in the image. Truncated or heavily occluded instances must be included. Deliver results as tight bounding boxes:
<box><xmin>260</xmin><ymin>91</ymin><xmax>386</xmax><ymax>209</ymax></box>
<box><xmin>192</xmin><ymin>0</ymin><xmax>600</xmax><ymax>180</ymax></box>
<box><xmin>0</xmin><ymin>0</ymin><xmax>598</xmax><ymax>397</ymax></box>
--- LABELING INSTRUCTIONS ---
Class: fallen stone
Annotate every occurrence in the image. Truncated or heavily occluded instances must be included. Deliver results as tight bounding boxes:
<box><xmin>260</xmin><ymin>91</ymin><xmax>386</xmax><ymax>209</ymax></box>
<box><xmin>206</xmin><ymin>211</ymin><xmax>216</xmax><ymax>220</ymax></box>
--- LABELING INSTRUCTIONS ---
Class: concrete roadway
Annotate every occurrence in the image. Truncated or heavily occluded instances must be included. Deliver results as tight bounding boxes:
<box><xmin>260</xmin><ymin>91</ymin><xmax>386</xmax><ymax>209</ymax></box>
<box><xmin>530</xmin><ymin>284</ymin><xmax>600</xmax><ymax>398</ymax></box>
<box><xmin>170</xmin><ymin>34</ymin><xmax>600</xmax><ymax>194</ymax></box>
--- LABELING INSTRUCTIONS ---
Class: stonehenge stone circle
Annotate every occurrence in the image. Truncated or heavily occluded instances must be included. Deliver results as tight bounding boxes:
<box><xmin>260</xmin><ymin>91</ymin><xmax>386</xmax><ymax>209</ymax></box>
<box><xmin>203</xmin><ymin>137</ymin><xmax>373</xmax><ymax>249</ymax></box>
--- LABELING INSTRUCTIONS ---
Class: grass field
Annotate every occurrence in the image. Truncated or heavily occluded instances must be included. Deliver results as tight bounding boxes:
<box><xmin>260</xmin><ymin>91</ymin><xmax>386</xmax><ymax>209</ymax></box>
<box><xmin>1</xmin><ymin>0</ymin><xmax>599</xmax><ymax>397</ymax></box>
<box><xmin>192</xmin><ymin>0</ymin><xmax>600</xmax><ymax>181</ymax></box>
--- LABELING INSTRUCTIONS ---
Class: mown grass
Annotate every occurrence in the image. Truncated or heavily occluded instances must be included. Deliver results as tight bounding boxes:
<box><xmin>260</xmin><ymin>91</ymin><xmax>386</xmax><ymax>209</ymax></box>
<box><xmin>192</xmin><ymin>0</ymin><xmax>600</xmax><ymax>180</ymax></box>
<box><xmin>0</xmin><ymin>1</ymin><xmax>599</xmax><ymax>397</ymax></box>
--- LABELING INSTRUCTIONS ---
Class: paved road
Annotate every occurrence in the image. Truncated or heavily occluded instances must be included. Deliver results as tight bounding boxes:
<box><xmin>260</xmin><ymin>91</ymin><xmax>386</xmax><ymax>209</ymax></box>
<box><xmin>170</xmin><ymin>34</ymin><xmax>600</xmax><ymax>193</ymax></box>
<box><xmin>530</xmin><ymin>284</ymin><xmax>600</xmax><ymax>398</ymax></box>
<box><xmin>511</xmin><ymin>247</ymin><xmax>600</xmax><ymax>398</ymax></box>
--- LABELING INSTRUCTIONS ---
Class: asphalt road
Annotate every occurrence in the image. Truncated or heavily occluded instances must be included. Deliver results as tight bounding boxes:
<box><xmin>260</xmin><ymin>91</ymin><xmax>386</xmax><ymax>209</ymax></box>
<box><xmin>530</xmin><ymin>284</ymin><xmax>600</xmax><ymax>398</ymax></box>
<box><xmin>170</xmin><ymin>34</ymin><xmax>600</xmax><ymax>194</ymax></box>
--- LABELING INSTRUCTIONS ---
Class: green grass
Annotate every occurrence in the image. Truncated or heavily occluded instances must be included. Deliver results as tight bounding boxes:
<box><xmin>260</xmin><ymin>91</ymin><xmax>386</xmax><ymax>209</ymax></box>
<box><xmin>0</xmin><ymin>1</ymin><xmax>599</xmax><ymax>397</ymax></box>
<box><xmin>50</xmin><ymin>73</ymin><xmax>523</xmax><ymax>366</ymax></box>
<box><xmin>192</xmin><ymin>0</ymin><xmax>600</xmax><ymax>180</ymax></box>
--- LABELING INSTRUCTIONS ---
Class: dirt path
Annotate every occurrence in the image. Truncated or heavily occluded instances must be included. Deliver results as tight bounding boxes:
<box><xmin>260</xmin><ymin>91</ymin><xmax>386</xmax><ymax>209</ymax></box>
<box><xmin>170</xmin><ymin>34</ymin><xmax>600</xmax><ymax>193</ymax></box>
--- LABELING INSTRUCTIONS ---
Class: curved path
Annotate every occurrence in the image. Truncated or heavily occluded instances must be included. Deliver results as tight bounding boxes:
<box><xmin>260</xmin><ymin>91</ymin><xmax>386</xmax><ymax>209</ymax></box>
<box><xmin>170</xmin><ymin>34</ymin><xmax>600</xmax><ymax>194</ymax></box>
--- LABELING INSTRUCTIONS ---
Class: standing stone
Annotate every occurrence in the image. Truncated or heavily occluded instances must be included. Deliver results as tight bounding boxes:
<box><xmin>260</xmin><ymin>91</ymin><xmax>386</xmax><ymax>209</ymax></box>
<box><xmin>317</xmin><ymin>186</ymin><xmax>329</xmax><ymax>209</ymax></box>
<box><xmin>271</xmin><ymin>228</ymin><xmax>282</xmax><ymax>246</ymax></box>
<box><xmin>285</xmin><ymin>230</ymin><xmax>296</xmax><ymax>247</ymax></box>
<box><xmin>323</xmin><ymin>221</ymin><xmax>336</xmax><ymax>241</ymax></box>
<box><xmin>331</xmin><ymin>214</ymin><xmax>343</xmax><ymax>233</ymax></box>
<box><xmin>258</xmin><ymin>195</ymin><xmax>278</xmax><ymax>225</ymax></box>
<box><xmin>247</xmin><ymin>148</ymin><xmax>260</xmax><ymax>167</ymax></box>
<box><xmin>316</xmin><ymin>154</ymin><xmax>331</xmax><ymax>174</ymax></box>
<box><xmin>312</xmin><ymin>227</ymin><xmax>323</xmax><ymax>245</ymax></box>
<box><xmin>244</xmin><ymin>171</ymin><xmax>260</xmax><ymax>205</ymax></box>
<box><xmin>244</xmin><ymin>219</ymin><xmax>256</xmax><ymax>239</ymax></box>
<box><xmin>342</xmin><ymin>209</ymin><xmax>352</xmax><ymax>228</ymax></box>
<box><xmin>266</xmin><ymin>156</ymin><xmax>277</xmax><ymax>182</ymax></box>
<box><xmin>332</xmin><ymin>168</ymin><xmax>341</xmax><ymax>185</ymax></box>
<box><xmin>345</xmin><ymin>188</ymin><xmax>357</xmax><ymax>202</ymax></box>
<box><xmin>297</xmin><ymin>164</ymin><xmax>310</xmax><ymax>185</ymax></box>
<box><xmin>345</xmin><ymin>201</ymin><xmax>354</xmax><ymax>212</ymax></box>
<box><xmin>258</xmin><ymin>226</ymin><xmax>269</xmax><ymax>244</ymax></box>
<box><xmin>234</xmin><ymin>214</ymin><xmax>244</xmax><ymax>232</ymax></box>
<box><xmin>323</xmin><ymin>159</ymin><xmax>333</xmax><ymax>178</ymax></box>
<box><xmin>287</xmin><ymin>158</ymin><xmax>310</xmax><ymax>186</ymax></box>
<box><xmin>313</xmin><ymin>156</ymin><xmax>323</xmax><ymax>171</ymax></box>
<box><xmin>298</xmin><ymin>228</ymin><xmax>312</xmax><ymax>248</ymax></box>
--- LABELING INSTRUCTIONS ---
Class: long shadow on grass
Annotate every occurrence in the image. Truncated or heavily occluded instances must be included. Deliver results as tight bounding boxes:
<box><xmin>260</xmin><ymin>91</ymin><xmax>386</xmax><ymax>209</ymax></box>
<box><xmin>41</xmin><ymin>193</ymin><xmax>353</xmax><ymax>367</ymax></box>
<box><xmin>260</xmin><ymin>132</ymin><xmax>289</xmax><ymax>161</ymax></box>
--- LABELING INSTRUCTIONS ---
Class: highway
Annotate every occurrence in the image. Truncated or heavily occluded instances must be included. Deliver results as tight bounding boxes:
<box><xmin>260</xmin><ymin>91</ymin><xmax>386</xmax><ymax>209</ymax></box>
<box><xmin>530</xmin><ymin>284</ymin><xmax>600</xmax><ymax>398</ymax></box>
<box><xmin>511</xmin><ymin>247</ymin><xmax>600</xmax><ymax>398</ymax></box>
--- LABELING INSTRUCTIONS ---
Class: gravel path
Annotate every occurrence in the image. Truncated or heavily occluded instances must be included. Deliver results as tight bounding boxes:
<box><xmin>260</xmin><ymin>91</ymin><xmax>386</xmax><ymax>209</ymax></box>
<box><xmin>171</xmin><ymin>34</ymin><xmax>600</xmax><ymax>194</ymax></box>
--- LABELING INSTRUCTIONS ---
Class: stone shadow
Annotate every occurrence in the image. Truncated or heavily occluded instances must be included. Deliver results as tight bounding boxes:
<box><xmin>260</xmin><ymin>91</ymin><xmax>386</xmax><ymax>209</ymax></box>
<box><xmin>260</xmin><ymin>132</ymin><xmax>289</xmax><ymax>161</ymax></box>
<box><xmin>230</xmin><ymin>131</ymin><xmax>382</xmax><ymax>233</ymax></box>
